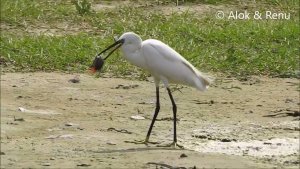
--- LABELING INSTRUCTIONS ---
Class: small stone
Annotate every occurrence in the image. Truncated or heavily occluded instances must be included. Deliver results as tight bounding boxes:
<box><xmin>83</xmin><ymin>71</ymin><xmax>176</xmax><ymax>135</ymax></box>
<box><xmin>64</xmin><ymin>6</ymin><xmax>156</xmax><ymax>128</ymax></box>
<box><xmin>180</xmin><ymin>153</ymin><xmax>188</xmax><ymax>158</ymax></box>
<box><xmin>285</xmin><ymin>99</ymin><xmax>293</xmax><ymax>103</ymax></box>
<box><xmin>192</xmin><ymin>134</ymin><xmax>207</xmax><ymax>139</ymax></box>
<box><xmin>59</xmin><ymin>134</ymin><xmax>74</xmax><ymax>139</ymax></box>
<box><xmin>131</xmin><ymin>84</ymin><xmax>139</xmax><ymax>88</ymax></box>
<box><xmin>77</xmin><ymin>163</ymin><xmax>91</xmax><ymax>167</ymax></box>
<box><xmin>130</xmin><ymin>115</ymin><xmax>145</xmax><ymax>120</ymax></box>
<box><xmin>45</xmin><ymin>134</ymin><xmax>73</xmax><ymax>139</ymax></box>
<box><xmin>45</xmin><ymin>135</ymin><xmax>59</xmax><ymax>139</ymax></box>
<box><xmin>41</xmin><ymin>162</ymin><xmax>51</xmax><ymax>166</ymax></box>
<box><xmin>1</xmin><ymin>152</ymin><xmax>5</xmax><ymax>155</ymax></box>
<box><xmin>263</xmin><ymin>142</ymin><xmax>272</xmax><ymax>145</ymax></box>
<box><xmin>115</xmin><ymin>84</ymin><xmax>123</xmax><ymax>89</ymax></box>
<box><xmin>106</xmin><ymin>142</ymin><xmax>116</xmax><ymax>145</ymax></box>
<box><xmin>18</xmin><ymin>107</ymin><xmax>27</xmax><ymax>112</ymax></box>
<box><xmin>65</xmin><ymin>123</ymin><xmax>78</xmax><ymax>126</ymax></box>
<box><xmin>77</xmin><ymin>127</ymin><xmax>84</xmax><ymax>130</ymax></box>
<box><xmin>221</xmin><ymin>138</ymin><xmax>232</xmax><ymax>142</ymax></box>
<box><xmin>68</xmin><ymin>78</ymin><xmax>80</xmax><ymax>83</ymax></box>
<box><xmin>50</xmin><ymin>157</ymin><xmax>55</xmax><ymax>160</ymax></box>
<box><xmin>123</xmin><ymin>86</ymin><xmax>130</xmax><ymax>89</ymax></box>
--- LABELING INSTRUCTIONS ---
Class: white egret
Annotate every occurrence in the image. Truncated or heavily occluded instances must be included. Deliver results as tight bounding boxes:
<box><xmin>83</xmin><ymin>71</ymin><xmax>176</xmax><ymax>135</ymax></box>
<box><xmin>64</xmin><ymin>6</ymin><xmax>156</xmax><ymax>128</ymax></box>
<box><xmin>90</xmin><ymin>32</ymin><xmax>212</xmax><ymax>148</ymax></box>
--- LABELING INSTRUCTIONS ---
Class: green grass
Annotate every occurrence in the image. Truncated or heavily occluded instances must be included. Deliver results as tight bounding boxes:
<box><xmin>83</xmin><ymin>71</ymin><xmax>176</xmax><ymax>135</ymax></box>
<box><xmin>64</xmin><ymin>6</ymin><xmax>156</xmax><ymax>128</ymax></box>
<box><xmin>0</xmin><ymin>0</ymin><xmax>74</xmax><ymax>25</ymax></box>
<box><xmin>1</xmin><ymin>0</ymin><xmax>299</xmax><ymax>79</ymax></box>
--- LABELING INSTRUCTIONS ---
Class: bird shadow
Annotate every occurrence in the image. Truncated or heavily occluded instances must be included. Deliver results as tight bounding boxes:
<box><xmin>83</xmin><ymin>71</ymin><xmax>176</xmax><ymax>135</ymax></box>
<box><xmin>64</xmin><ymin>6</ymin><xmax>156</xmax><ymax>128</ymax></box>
<box><xmin>89</xmin><ymin>145</ymin><xmax>196</xmax><ymax>169</ymax></box>
<box><xmin>263</xmin><ymin>111</ymin><xmax>300</xmax><ymax>118</ymax></box>
<box><xmin>147</xmin><ymin>162</ymin><xmax>196</xmax><ymax>169</ymax></box>
<box><xmin>89</xmin><ymin>146</ymin><xmax>185</xmax><ymax>154</ymax></box>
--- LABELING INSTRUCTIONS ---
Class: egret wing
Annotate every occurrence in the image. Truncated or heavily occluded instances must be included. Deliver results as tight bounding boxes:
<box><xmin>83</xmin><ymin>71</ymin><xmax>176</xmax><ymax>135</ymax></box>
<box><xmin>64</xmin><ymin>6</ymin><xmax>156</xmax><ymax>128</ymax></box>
<box><xmin>142</xmin><ymin>39</ymin><xmax>211</xmax><ymax>90</ymax></box>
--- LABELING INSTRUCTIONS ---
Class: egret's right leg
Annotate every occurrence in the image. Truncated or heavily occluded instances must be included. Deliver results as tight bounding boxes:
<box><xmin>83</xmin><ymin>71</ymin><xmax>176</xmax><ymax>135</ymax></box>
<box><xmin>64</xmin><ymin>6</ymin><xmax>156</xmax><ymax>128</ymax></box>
<box><xmin>155</xmin><ymin>88</ymin><xmax>184</xmax><ymax>149</ymax></box>
<box><xmin>145</xmin><ymin>86</ymin><xmax>160</xmax><ymax>141</ymax></box>
<box><xmin>125</xmin><ymin>86</ymin><xmax>160</xmax><ymax>145</ymax></box>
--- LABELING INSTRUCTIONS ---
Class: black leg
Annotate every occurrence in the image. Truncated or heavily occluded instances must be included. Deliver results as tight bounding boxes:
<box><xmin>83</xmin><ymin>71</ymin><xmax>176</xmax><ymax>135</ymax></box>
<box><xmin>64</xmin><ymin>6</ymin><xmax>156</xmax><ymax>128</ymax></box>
<box><xmin>124</xmin><ymin>86</ymin><xmax>160</xmax><ymax>145</ymax></box>
<box><xmin>125</xmin><ymin>86</ymin><xmax>183</xmax><ymax>148</ymax></box>
<box><xmin>145</xmin><ymin>86</ymin><xmax>160</xmax><ymax>141</ymax></box>
<box><xmin>167</xmin><ymin>88</ymin><xmax>177</xmax><ymax>143</ymax></box>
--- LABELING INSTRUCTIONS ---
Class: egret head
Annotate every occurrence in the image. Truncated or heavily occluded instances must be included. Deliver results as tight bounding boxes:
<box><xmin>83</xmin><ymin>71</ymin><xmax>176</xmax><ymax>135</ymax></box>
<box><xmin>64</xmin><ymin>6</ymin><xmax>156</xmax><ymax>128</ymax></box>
<box><xmin>90</xmin><ymin>32</ymin><xmax>141</xmax><ymax>73</ymax></box>
<box><xmin>118</xmin><ymin>32</ymin><xmax>142</xmax><ymax>48</ymax></box>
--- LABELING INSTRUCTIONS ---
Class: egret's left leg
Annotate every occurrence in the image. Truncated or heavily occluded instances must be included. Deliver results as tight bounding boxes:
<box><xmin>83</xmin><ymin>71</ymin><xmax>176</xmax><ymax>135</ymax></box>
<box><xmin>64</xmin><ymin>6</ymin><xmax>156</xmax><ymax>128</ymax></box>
<box><xmin>125</xmin><ymin>86</ymin><xmax>161</xmax><ymax>145</ymax></box>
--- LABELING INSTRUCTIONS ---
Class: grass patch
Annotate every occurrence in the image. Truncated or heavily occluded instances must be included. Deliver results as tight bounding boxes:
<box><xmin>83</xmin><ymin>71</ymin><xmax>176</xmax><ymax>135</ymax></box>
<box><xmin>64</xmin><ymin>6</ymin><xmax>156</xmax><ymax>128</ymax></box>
<box><xmin>0</xmin><ymin>0</ymin><xmax>75</xmax><ymax>25</ymax></box>
<box><xmin>1</xmin><ymin>0</ymin><xmax>299</xmax><ymax>78</ymax></box>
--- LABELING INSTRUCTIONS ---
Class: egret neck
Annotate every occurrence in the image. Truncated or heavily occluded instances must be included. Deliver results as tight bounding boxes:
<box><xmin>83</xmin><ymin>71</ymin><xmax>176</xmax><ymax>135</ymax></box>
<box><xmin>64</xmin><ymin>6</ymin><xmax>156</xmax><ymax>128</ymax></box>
<box><xmin>119</xmin><ymin>32</ymin><xmax>148</xmax><ymax>70</ymax></box>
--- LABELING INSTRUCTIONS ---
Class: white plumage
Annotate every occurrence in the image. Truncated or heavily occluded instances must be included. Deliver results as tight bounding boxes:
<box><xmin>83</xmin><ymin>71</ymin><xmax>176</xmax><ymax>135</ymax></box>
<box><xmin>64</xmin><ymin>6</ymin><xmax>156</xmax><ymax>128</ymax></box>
<box><xmin>119</xmin><ymin>32</ymin><xmax>212</xmax><ymax>91</ymax></box>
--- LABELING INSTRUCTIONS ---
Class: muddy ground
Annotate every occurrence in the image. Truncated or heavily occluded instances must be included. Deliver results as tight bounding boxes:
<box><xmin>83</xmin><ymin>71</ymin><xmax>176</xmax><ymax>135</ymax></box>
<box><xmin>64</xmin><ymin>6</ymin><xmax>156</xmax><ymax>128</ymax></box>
<box><xmin>1</xmin><ymin>72</ymin><xmax>299</xmax><ymax>168</ymax></box>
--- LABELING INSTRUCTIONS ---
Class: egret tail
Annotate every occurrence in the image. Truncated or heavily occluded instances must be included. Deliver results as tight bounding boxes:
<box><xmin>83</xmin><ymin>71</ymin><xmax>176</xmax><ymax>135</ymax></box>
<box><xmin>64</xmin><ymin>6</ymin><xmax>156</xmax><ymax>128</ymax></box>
<box><xmin>194</xmin><ymin>71</ymin><xmax>214</xmax><ymax>91</ymax></box>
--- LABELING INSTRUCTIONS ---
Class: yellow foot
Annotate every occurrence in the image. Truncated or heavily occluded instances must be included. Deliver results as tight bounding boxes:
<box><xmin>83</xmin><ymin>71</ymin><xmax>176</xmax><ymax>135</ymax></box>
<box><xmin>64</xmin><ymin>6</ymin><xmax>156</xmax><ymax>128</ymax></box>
<box><xmin>156</xmin><ymin>142</ymin><xmax>184</xmax><ymax>149</ymax></box>
<box><xmin>124</xmin><ymin>139</ymin><xmax>160</xmax><ymax>145</ymax></box>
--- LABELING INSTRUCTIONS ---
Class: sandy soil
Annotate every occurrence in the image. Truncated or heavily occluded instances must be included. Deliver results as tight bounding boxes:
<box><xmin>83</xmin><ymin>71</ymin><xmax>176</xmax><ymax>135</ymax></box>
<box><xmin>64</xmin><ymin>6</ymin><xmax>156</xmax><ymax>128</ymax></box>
<box><xmin>1</xmin><ymin>72</ymin><xmax>299</xmax><ymax>168</ymax></box>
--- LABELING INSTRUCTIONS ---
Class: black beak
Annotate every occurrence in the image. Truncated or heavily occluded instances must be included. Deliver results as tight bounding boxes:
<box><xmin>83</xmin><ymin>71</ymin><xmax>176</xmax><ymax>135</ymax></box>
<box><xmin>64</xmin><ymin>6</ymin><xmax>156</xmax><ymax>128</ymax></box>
<box><xmin>90</xmin><ymin>39</ymin><xmax>124</xmax><ymax>73</ymax></box>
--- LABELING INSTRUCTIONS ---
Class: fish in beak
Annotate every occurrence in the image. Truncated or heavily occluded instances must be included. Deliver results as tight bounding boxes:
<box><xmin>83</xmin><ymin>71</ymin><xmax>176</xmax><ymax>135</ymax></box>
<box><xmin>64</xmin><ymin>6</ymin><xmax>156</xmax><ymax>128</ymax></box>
<box><xmin>89</xmin><ymin>38</ymin><xmax>125</xmax><ymax>73</ymax></box>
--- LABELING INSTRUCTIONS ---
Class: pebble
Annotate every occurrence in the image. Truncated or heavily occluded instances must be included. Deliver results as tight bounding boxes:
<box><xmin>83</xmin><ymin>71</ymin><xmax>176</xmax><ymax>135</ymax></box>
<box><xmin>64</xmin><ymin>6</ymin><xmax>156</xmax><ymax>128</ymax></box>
<box><xmin>180</xmin><ymin>153</ymin><xmax>188</xmax><ymax>158</ymax></box>
<box><xmin>45</xmin><ymin>134</ymin><xmax>74</xmax><ymax>139</ymax></box>
<box><xmin>221</xmin><ymin>138</ymin><xmax>232</xmax><ymax>142</ymax></box>
<box><xmin>77</xmin><ymin>127</ymin><xmax>84</xmax><ymax>130</ymax></box>
<box><xmin>192</xmin><ymin>134</ymin><xmax>207</xmax><ymax>139</ymax></box>
<box><xmin>77</xmin><ymin>163</ymin><xmax>91</xmax><ymax>167</ymax></box>
<box><xmin>65</xmin><ymin>122</ymin><xmax>79</xmax><ymax>127</ymax></box>
<box><xmin>106</xmin><ymin>142</ymin><xmax>116</xmax><ymax>145</ymax></box>
<box><xmin>18</xmin><ymin>107</ymin><xmax>27</xmax><ymax>112</ymax></box>
<box><xmin>68</xmin><ymin>78</ymin><xmax>80</xmax><ymax>83</ymax></box>
<box><xmin>41</xmin><ymin>162</ymin><xmax>51</xmax><ymax>166</ymax></box>
<box><xmin>130</xmin><ymin>115</ymin><xmax>145</xmax><ymax>120</ymax></box>
<box><xmin>263</xmin><ymin>142</ymin><xmax>272</xmax><ymax>145</ymax></box>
